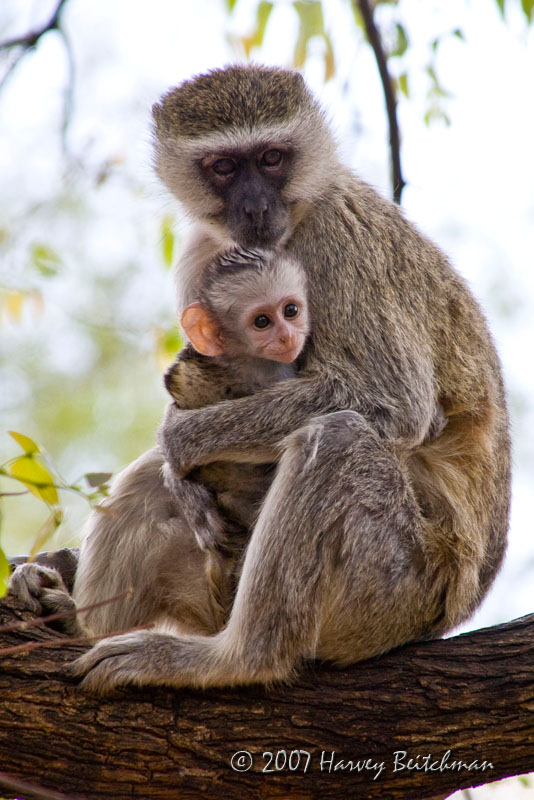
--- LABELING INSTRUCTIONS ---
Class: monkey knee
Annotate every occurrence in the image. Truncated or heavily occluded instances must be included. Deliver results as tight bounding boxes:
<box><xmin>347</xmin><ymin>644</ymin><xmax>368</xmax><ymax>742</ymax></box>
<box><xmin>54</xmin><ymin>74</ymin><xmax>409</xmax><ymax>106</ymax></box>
<box><xmin>313</xmin><ymin>409</ymin><xmax>370</xmax><ymax>436</ymax></box>
<box><xmin>281</xmin><ymin>410</ymin><xmax>370</xmax><ymax>467</ymax></box>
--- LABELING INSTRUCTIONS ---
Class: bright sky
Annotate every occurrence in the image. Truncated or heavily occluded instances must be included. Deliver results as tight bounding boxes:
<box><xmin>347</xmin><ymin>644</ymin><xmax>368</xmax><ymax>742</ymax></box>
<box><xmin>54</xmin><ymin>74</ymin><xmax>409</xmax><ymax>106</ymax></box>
<box><xmin>1</xmin><ymin>0</ymin><xmax>533</xmax><ymax>632</ymax></box>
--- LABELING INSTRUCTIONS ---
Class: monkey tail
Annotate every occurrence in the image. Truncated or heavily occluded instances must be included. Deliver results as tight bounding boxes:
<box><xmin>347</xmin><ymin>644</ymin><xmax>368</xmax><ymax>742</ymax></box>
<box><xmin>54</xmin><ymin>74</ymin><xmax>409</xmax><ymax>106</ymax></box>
<box><xmin>204</xmin><ymin>548</ymin><xmax>233</xmax><ymax>630</ymax></box>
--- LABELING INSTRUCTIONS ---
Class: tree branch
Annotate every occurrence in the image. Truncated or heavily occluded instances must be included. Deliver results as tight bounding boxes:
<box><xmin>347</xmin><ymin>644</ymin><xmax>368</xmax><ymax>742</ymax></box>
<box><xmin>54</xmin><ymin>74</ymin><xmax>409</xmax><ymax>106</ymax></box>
<box><xmin>1</xmin><ymin>593</ymin><xmax>533</xmax><ymax>800</ymax></box>
<box><xmin>356</xmin><ymin>0</ymin><xmax>406</xmax><ymax>204</ymax></box>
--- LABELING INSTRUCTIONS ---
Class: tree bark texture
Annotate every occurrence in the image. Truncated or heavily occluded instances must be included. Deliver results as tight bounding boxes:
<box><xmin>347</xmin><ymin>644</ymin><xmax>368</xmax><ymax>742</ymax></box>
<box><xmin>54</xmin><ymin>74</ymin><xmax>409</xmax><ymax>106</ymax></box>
<box><xmin>0</xmin><ymin>596</ymin><xmax>533</xmax><ymax>800</ymax></box>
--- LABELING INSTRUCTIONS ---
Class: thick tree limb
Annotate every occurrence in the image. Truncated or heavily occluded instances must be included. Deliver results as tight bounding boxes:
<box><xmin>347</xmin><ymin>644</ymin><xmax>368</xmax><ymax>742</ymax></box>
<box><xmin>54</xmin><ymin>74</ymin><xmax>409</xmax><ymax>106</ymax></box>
<box><xmin>0</xmin><ymin>594</ymin><xmax>533</xmax><ymax>800</ymax></box>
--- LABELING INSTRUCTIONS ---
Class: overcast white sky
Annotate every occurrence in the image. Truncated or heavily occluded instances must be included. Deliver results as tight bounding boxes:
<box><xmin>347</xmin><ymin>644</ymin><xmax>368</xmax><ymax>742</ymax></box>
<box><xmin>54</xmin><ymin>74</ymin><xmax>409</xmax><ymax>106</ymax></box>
<box><xmin>1</xmin><ymin>0</ymin><xmax>533</xmax><ymax>630</ymax></box>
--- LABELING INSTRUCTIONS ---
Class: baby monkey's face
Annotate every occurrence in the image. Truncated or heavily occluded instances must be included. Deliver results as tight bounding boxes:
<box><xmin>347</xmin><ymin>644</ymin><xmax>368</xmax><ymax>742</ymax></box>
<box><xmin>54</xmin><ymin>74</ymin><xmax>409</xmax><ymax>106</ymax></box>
<box><xmin>238</xmin><ymin>291</ymin><xmax>309</xmax><ymax>364</ymax></box>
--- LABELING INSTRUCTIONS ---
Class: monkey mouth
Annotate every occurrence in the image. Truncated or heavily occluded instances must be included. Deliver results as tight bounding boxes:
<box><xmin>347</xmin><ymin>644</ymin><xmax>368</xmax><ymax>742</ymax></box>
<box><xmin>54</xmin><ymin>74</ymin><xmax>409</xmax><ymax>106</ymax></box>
<box><xmin>238</xmin><ymin>226</ymin><xmax>285</xmax><ymax>248</ymax></box>
<box><xmin>230</xmin><ymin>211</ymin><xmax>289</xmax><ymax>248</ymax></box>
<box><xmin>268</xmin><ymin>347</ymin><xmax>300</xmax><ymax>363</ymax></box>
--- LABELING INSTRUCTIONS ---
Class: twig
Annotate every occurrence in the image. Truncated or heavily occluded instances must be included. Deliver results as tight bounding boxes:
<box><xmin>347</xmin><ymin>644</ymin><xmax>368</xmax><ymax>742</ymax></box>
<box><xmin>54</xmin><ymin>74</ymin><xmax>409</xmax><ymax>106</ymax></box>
<box><xmin>57</xmin><ymin>26</ymin><xmax>75</xmax><ymax>152</ymax></box>
<box><xmin>0</xmin><ymin>588</ymin><xmax>133</xmax><ymax>635</ymax></box>
<box><xmin>0</xmin><ymin>0</ymin><xmax>73</xmax><ymax>126</ymax></box>
<box><xmin>0</xmin><ymin>623</ymin><xmax>153</xmax><ymax>657</ymax></box>
<box><xmin>356</xmin><ymin>0</ymin><xmax>406</xmax><ymax>203</ymax></box>
<box><xmin>0</xmin><ymin>0</ymin><xmax>69</xmax><ymax>50</ymax></box>
<box><xmin>0</xmin><ymin>769</ymin><xmax>81</xmax><ymax>800</ymax></box>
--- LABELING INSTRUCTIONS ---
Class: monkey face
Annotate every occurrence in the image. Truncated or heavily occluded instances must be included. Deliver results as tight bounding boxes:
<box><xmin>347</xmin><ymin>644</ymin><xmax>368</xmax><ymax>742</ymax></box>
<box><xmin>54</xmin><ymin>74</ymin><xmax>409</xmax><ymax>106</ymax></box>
<box><xmin>152</xmin><ymin>66</ymin><xmax>338</xmax><ymax>244</ymax></box>
<box><xmin>242</xmin><ymin>293</ymin><xmax>309</xmax><ymax>363</ymax></box>
<box><xmin>199</xmin><ymin>146</ymin><xmax>292</xmax><ymax>247</ymax></box>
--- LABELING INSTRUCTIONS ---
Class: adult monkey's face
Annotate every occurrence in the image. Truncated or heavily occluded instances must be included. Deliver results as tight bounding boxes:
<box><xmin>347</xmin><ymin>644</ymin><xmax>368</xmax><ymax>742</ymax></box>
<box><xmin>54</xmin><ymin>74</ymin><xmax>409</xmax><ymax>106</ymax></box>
<box><xmin>197</xmin><ymin>144</ymin><xmax>292</xmax><ymax>247</ymax></box>
<box><xmin>152</xmin><ymin>65</ymin><xmax>337</xmax><ymax>247</ymax></box>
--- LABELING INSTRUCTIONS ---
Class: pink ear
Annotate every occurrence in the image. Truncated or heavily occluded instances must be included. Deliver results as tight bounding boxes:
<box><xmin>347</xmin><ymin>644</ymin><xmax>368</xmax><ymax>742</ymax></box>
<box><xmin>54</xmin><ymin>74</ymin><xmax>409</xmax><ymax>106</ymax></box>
<box><xmin>181</xmin><ymin>303</ymin><xmax>225</xmax><ymax>357</ymax></box>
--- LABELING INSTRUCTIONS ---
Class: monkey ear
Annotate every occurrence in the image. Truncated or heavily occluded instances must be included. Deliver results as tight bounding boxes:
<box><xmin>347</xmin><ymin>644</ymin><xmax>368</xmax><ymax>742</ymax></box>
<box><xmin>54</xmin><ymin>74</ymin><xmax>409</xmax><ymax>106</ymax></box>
<box><xmin>181</xmin><ymin>303</ymin><xmax>225</xmax><ymax>357</ymax></box>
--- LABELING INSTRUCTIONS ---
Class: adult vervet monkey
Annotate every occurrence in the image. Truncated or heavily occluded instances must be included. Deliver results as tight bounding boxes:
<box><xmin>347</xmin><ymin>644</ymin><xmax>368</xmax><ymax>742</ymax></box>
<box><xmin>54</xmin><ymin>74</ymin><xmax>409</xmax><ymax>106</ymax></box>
<box><xmin>17</xmin><ymin>65</ymin><xmax>511</xmax><ymax>692</ymax></box>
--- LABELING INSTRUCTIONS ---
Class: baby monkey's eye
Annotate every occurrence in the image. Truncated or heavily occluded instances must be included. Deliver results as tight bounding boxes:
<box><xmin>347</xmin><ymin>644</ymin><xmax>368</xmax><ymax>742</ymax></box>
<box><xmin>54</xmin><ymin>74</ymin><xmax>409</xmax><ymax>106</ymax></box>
<box><xmin>212</xmin><ymin>158</ymin><xmax>236</xmax><ymax>176</ymax></box>
<box><xmin>284</xmin><ymin>303</ymin><xmax>299</xmax><ymax>318</ymax></box>
<box><xmin>253</xmin><ymin>314</ymin><xmax>271</xmax><ymax>329</ymax></box>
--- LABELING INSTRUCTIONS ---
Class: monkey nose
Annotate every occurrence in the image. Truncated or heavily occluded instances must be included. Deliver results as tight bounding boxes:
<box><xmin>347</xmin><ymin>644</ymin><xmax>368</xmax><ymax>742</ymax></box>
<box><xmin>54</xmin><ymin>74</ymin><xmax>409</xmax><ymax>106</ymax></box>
<box><xmin>243</xmin><ymin>200</ymin><xmax>268</xmax><ymax>224</ymax></box>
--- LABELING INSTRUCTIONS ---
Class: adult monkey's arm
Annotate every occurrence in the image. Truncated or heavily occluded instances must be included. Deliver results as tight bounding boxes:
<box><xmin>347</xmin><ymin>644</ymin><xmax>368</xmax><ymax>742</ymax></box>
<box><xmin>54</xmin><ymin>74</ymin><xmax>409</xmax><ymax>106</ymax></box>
<box><xmin>158</xmin><ymin>356</ymin><xmax>434</xmax><ymax>476</ymax></box>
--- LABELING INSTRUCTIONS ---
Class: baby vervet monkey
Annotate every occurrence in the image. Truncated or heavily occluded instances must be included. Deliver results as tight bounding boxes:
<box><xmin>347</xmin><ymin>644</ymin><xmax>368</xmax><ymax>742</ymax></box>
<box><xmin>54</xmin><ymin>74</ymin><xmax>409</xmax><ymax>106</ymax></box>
<box><xmin>9</xmin><ymin>247</ymin><xmax>311</xmax><ymax>637</ymax></box>
<box><xmin>162</xmin><ymin>246</ymin><xmax>310</xmax><ymax>552</ymax></box>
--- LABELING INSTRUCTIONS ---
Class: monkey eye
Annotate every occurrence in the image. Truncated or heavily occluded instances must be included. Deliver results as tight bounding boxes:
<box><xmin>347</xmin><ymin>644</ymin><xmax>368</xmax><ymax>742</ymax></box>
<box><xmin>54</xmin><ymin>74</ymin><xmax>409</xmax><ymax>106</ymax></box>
<box><xmin>260</xmin><ymin>149</ymin><xmax>282</xmax><ymax>168</ymax></box>
<box><xmin>253</xmin><ymin>314</ymin><xmax>271</xmax><ymax>329</ymax></box>
<box><xmin>284</xmin><ymin>303</ymin><xmax>299</xmax><ymax>318</ymax></box>
<box><xmin>211</xmin><ymin>158</ymin><xmax>236</xmax><ymax>176</ymax></box>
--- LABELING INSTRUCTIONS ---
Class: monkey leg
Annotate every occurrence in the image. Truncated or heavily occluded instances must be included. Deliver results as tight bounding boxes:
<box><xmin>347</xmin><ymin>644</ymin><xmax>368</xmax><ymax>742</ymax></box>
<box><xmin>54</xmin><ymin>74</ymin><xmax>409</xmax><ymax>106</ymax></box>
<box><xmin>73</xmin><ymin>447</ymin><xmax>232</xmax><ymax>638</ymax></box>
<box><xmin>74</xmin><ymin>411</ymin><xmax>447</xmax><ymax>693</ymax></box>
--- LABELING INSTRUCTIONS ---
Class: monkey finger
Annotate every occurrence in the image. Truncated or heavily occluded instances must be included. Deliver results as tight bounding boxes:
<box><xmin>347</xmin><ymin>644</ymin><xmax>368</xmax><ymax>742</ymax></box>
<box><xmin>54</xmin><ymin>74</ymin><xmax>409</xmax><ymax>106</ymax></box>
<box><xmin>71</xmin><ymin>632</ymin><xmax>150</xmax><ymax>694</ymax></box>
<box><xmin>72</xmin><ymin>630</ymin><xmax>212</xmax><ymax>692</ymax></box>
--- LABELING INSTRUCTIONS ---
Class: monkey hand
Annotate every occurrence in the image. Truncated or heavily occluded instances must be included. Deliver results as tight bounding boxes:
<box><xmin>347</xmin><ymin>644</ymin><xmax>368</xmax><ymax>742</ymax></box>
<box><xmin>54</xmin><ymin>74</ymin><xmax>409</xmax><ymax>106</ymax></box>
<box><xmin>8</xmin><ymin>562</ymin><xmax>81</xmax><ymax>635</ymax></box>
<box><xmin>9</xmin><ymin>562</ymin><xmax>69</xmax><ymax>615</ymax></box>
<box><xmin>71</xmin><ymin>630</ymin><xmax>207</xmax><ymax>694</ymax></box>
<box><xmin>162</xmin><ymin>461</ymin><xmax>227</xmax><ymax>552</ymax></box>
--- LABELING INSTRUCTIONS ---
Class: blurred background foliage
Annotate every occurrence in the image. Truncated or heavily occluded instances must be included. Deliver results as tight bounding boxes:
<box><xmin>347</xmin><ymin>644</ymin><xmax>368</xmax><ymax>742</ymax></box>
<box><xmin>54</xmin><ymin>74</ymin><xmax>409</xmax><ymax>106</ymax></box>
<box><xmin>0</xmin><ymin>0</ymin><xmax>533</xmax><ymax>609</ymax></box>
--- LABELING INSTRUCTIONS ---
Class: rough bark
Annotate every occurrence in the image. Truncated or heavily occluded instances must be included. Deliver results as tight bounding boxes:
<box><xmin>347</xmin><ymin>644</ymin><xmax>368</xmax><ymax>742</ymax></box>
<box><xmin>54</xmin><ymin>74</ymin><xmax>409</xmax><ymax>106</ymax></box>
<box><xmin>0</xmin><ymin>595</ymin><xmax>533</xmax><ymax>800</ymax></box>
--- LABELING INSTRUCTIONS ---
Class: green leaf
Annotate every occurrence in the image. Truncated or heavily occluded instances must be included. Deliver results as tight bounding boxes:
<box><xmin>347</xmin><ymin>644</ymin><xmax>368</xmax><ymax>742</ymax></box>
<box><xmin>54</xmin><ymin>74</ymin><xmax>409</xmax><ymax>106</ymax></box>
<box><xmin>29</xmin><ymin>510</ymin><xmax>63</xmax><ymax>559</ymax></box>
<box><xmin>351</xmin><ymin>4</ymin><xmax>364</xmax><ymax>30</ymax></box>
<box><xmin>521</xmin><ymin>0</ymin><xmax>534</xmax><ymax>20</ymax></box>
<box><xmin>254</xmin><ymin>1</ymin><xmax>274</xmax><ymax>47</ymax></box>
<box><xmin>293</xmin><ymin>1</ymin><xmax>325</xmax><ymax>68</ymax></box>
<box><xmin>31</xmin><ymin>243</ymin><xmax>61</xmax><ymax>277</ymax></box>
<box><xmin>154</xmin><ymin>324</ymin><xmax>183</xmax><ymax>366</ymax></box>
<box><xmin>6</xmin><ymin>455</ymin><xmax>59</xmax><ymax>505</ymax></box>
<box><xmin>391</xmin><ymin>23</ymin><xmax>408</xmax><ymax>57</ymax></box>
<box><xmin>225</xmin><ymin>0</ymin><xmax>238</xmax><ymax>11</ymax></box>
<box><xmin>452</xmin><ymin>28</ymin><xmax>465</xmax><ymax>41</ymax></box>
<box><xmin>241</xmin><ymin>2</ymin><xmax>274</xmax><ymax>56</ymax></box>
<box><xmin>0</xmin><ymin>548</ymin><xmax>10</xmax><ymax>599</ymax></box>
<box><xmin>160</xmin><ymin>216</ymin><xmax>175</xmax><ymax>269</ymax></box>
<box><xmin>519</xmin><ymin>776</ymin><xmax>531</xmax><ymax>787</ymax></box>
<box><xmin>424</xmin><ymin>106</ymin><xmax>451</xmax><ymax>127</ymax></box>
<box><xmin>426</xmin><ymin>64</ymin><xmax>451</xmax><ymax>99</ymax></box>
<box><xmin>398</xmin><ymin>73</ymin><xmax>409</xmax><ymax>98</ymax></box>
<box><xmin>495</xmin><ymin>0</ymin><xmax>506</xmax><ymax>16</ymax></box>
<box><xmin>84</xmin><ymin>472</ymin><xmax>112</xmax><ymax>488</ymax></box>
<box><xmin>8</xmin><ymin>430</ymin><xmax>40</xmax><ymax>455</ymax></box>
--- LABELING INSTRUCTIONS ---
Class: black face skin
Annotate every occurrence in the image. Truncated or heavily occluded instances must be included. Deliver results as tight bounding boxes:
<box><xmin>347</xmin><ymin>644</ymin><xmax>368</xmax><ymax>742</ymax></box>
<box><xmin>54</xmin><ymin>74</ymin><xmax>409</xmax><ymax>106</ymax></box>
<box><xmin>200</xmin><ymin>146</ymin><xmax>292</xmax><ymax>247</ymax></box>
